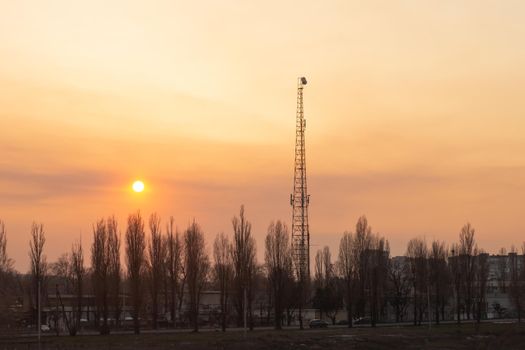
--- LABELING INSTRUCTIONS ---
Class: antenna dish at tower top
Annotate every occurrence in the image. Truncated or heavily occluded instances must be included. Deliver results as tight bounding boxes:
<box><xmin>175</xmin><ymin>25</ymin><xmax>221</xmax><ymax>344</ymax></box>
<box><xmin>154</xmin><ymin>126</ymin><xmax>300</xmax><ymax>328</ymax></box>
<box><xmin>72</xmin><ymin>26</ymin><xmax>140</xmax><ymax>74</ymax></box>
<box><xmin>300</xmin><ymin>77</ymin><xmax>307</xmax><ymax>85</ymax></box>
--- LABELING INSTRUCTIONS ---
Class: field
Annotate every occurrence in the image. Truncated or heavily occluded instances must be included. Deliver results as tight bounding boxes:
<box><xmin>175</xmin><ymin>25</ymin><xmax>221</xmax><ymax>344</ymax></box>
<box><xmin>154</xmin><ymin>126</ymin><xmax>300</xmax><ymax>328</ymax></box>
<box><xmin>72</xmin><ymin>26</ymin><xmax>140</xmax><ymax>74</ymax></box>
<box><xmin>1</xmin><ymin>323</ymin><xmax>525</xmax><ymax>350</ymax></box>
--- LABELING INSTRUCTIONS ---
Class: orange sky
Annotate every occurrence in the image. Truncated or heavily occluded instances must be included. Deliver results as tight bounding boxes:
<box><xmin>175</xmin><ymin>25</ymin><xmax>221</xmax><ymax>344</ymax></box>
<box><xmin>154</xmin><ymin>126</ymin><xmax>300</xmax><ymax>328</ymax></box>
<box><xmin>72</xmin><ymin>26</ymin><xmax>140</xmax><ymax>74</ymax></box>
<box><xmin>1</xmin><ymin>1</ymin><xmax>525</xmax><ymax>271</ymax></box>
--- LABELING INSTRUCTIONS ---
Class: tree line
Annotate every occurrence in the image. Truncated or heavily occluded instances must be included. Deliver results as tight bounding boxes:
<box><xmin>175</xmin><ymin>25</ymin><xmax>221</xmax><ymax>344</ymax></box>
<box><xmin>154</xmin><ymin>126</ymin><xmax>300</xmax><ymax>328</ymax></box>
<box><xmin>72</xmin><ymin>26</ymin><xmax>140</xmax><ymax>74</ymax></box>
<box><xmin>1</xmin><ymin>210</ymin><xmax>525</xmax><ymax>336</ymax></box>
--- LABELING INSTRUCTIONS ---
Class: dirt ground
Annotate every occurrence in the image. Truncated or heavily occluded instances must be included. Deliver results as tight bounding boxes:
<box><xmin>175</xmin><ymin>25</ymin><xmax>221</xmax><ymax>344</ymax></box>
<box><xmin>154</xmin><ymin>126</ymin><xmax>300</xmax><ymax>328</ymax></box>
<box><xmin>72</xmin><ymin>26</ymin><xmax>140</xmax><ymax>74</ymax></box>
<box><xmin>1</xmin><ymin>323</ymin><xmax>525</xmax><ymax>350</ymax></box>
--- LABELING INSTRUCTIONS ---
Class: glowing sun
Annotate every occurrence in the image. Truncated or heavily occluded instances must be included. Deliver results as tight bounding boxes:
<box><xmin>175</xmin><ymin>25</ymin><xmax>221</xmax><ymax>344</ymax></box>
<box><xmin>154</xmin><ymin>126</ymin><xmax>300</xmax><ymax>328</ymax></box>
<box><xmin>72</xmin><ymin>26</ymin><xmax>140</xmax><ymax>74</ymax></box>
<box><xmin>132</xmin><ymin>180</ymin><xmax>145</xmax><ymax>193</ymax></box>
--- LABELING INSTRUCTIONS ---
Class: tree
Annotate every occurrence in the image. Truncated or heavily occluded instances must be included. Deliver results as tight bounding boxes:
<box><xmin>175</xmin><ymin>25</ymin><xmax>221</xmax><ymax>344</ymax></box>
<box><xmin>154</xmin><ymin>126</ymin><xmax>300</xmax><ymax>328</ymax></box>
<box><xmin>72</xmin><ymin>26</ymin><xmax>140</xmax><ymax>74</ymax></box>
<box><xmin>184</xmin><ymin>221</ymin><xmax>210</xmax><ymax>332</ymax></box>
<box><xmin>337</xmin><ymin>231</ymin><xmax>354</xmax><ymax>327</ymax></box>
<box><xmin>125</xmin><ymin>211</ymin><xmax>146</xmax><ymax>334</ymax></box>
<box><xmin>148</xmin><ymin>213</ymin><xmax>165</xmax><ymax>329</ymax></box>
<box><xmin>107</xmin><ymin>217</ymin><xmax>121</xmax><ymax>328</ymax></box>
<box><xmin>508</xmin><ymin>246</ymin><xmax>525</xmax><ymax>322</ymax></box>
<box><xmin>166</xmin><ymin>217</ymin><xmax>182</xmax><ymax>327</ymax></box>
<box><xmin>474</xmin><ymin>251</ymin><xmax>489</xmax><ymax>324</ymax></box>
<box><xmin>214</xmin><ymin>232</ymin><xmax>233</xmax><ymax>331</ymax></box>
<box><xmin>387</xmin><ymin>257</ymin><xmax>411</xmax><ymax>323</ymax></box>
<box><xmin>231</xmin><ymin>205</ymin><xmax>256</xmax><ymax>329</ymax></box>
<box><xmin>428</xmin><ymin>240</ymin><xmax>449</xmax><ymax>325</ymax></box>
<box><xmin>313</xmin><ymin>246</ymin><xmax>341</xmax><ymax>324</ymax></box>
<box><xmin>353</xmin><ymin>216</ymin><xmax>373</xmax><ymax>319</ymax></box>
<box><xmin>406</xmin><ymin>238</ymin><xmax>428</xmax><ymax>326</ymax></box>
<box><xmin>265</xmin><ymin>220</ymin><xmax>291</xmax><ymax>330</ymax></box>
<box><xmin>449</xmin><ymin>243</ymin><xmax>462</xmax><ymax>324</ymax></box>
<box><xmin>91</xmin><ymin>219</ymin><xmax>110</xmax><ymax>334</ymax></box>
<box><xmin>459</xmin><ymin>223</ymin><xmax>476</xmax><ymax>320</ymax></box>
<box><xmin>71</xmin><ymin>240</ymin><xmax>84</xmax><ymax>335</ymax></box>
<box><xmin>0</xmin><ymin>220</ymin><xmax>13</xmax><ymax>272</ymax></box>
<box><xmin>29</xmin><ymin>222</ymin><xmax>47</xmax><ymax>329</ymax></box>
<box><xmin>367</xmin><ymin>237</ymin><xmax>389</xmax><ymax>327</ymax></box>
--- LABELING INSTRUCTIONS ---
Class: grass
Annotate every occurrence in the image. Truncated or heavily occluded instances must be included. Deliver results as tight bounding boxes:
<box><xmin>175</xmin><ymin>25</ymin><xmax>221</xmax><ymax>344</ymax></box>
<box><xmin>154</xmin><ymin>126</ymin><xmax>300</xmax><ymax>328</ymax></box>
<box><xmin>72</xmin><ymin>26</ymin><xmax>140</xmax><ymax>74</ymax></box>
<box><xmin>1</xmin><ymin>322</ymin><xmax>525</xmax><ymax>350</ymax></box>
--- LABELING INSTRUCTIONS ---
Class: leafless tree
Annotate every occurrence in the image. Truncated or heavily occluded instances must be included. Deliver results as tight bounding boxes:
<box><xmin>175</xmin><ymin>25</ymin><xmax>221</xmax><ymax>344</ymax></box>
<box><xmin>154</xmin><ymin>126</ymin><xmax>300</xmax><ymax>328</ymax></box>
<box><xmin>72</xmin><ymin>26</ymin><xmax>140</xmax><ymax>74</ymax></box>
<box><xmin>387</xmin><ymin>257</ymin><xmax>411</xmax><ymax>322</ymax></box>
<box><xmin>406</xmin><ymin>237</ymin><xmax>428</xmax><ymax>326</ymax></box>
<box><xmin>231</xmin><ymin>205</ymin><xmax>257</xmax><ymax>329</ymax></box>
<box><xmin>509</xmin><ymin>245</ymin><xmax>525</xmax><ymax>322</ymax></box>
<box><xmin>184</xmin><ymin>220</ymin><xmax>210</xmax><ymax>332</ymax></box>
<box><xmin>449</xmin><ymin>243</ymin><xmax>462</xmax><ymax>324</ymax></box>
<box><xmin>429</xmin><ymin>240</ymin><xmax>449</xmax><ymax>324</ymax></box>
<box><xmin>214</xmin><ymin>232</ymin><xmax>233</xmax><ymax>331</ymax></box>
<box><xmin>91</xmin><ymin>219</ymin><xmax>110</xmax><ymax>334</ymax></box>
<box><xmin>367</xmin><ymin>236</ymin><xmax>389</xmax><ymax>327</ymax></box>
<box><xmin>125</xmin><ymin>211</ymin><xmax>146</xmax><ymax>334</ymax></box>
<box><xmin>148</xmin><ymin>213</ymin><xmax>165</xmax><ymax>329</ymax></box>
<box><xmin>353</xmin><ymin>216</ymin><xmax>373</xmax><ymax>318</ymax></box>
<box><xmin>0</xmin><ymin>220</ymin><xmax>18</xmax><ymax>327</ymax></box>
<box><xmin>338</xmin><ymin>231</ymin><xmax>354</xmax><ymax>327</ymax></box>
<box><xmin>165</xmin><ymin>217</ymin><xmax>183</xmax><ymax>328</ymax></box>
<box><xmin>0</xmin><ymin>220</ymin><xmax>13</xmax><ymax>272</ymax></box>
<box><xmin>265</xmin><ymin>220</ymin><xmax>291</xmax><ymax>330</ymax></box>
<box><xmin>29</xmin><ymin>222</ymin><xmax>47</xmax><ymax>328</ymax></box>
<box><xmin>107</xmin><ymin>217</ymin><xmax>121</xmax><ymax>328</ymax></box>
<box><xmin>69</xmin><ymin>239</ymin><xmax>84</xmax><ymax>335</ymax></box>
<box><xmin>474</xmin><ymin>251</ymin><xmax>489</xmax><ymax>324</ymax></box>
<box><xmin>459</xmin><ymin>223</ymin><xmax>476</xmax><ymax>320</ymax></box>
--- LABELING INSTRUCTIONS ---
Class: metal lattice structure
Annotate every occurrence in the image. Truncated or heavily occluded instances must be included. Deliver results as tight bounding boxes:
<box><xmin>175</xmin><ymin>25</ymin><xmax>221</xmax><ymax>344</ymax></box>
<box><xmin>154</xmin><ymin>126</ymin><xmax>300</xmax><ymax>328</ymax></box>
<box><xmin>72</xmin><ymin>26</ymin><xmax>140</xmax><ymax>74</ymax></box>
<box><xmin>290</xmin><ymin>76</ymin><xmax>310</xmax><ymax>280</ymax></box>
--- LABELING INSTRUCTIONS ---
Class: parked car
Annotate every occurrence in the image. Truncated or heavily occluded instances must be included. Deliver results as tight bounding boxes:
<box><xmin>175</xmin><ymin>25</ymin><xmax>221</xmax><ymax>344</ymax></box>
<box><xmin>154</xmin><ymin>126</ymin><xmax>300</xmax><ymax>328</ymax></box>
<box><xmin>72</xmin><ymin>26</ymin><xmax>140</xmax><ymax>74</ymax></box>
<box><xmin>354</xmin><ymin>317</ymin><xmax>371</xmax><ymax>325</ymax></box>
<box><xmin>336</xmin><ymin>319</ymin><xmax>349</xmax><ymax>325</ymax></box>
<box><xmin>309</xmin><ymin>319</ymin><xmax>329</xmax><ymax>328</ymax></box>
<box><xmin>40</xmin><ymin>324</ymin><xmax>51</xmax><ymax>332</ymax></box>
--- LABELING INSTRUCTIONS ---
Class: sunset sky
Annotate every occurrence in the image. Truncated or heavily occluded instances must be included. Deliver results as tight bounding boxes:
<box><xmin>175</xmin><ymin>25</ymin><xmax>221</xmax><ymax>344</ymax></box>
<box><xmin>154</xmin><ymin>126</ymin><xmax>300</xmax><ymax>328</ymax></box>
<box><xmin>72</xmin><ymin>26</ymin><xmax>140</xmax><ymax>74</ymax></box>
<box><xmin>1</xmin><ymin>1</ymin><xmax>525</xmax><ymax>271</ymax></box>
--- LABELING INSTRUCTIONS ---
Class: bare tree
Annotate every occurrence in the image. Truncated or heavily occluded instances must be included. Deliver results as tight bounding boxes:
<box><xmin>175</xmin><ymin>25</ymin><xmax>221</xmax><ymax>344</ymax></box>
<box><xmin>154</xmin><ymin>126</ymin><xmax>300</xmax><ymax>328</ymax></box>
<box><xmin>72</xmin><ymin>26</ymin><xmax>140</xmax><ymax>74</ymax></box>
<box><xmin>459</xmin><ymin>223</ymin><xmax>477</xmax><ymax>320</ymax></box>
<box><xmin>184</xmin><ymin>220</ymin><xmax>210</xmax><ymax>332</ymax></box>
<box><xmin>91</xmin><ymin>219</ymin><xmax>110</xmax><ymax>334</ymax></box>
<box><xmin>69</xmin><ymin>240</ymin><xmax>84</xmax><ymax>335</ymax></box>
<box><xmin>429</xmin><ymin>240</ymin><xmax>449</xmax><ymax>325</ymax></box>
<box><xmin>388</xmin><ymin>257</ymin><xmax>411</xmax><ymax>322</ymax></box>
<box><xmin>0</xmin><ymin>220</ymin><xmax>18</xmax><ymax>327</ymax></box>
<box><xmin>449</xmin><ymin>243</ymin><xmax>462</xmax><ymax>324</ymax></box>
<box><xmin>353</xmin><ymin>216</ymin><xmax>373</xmax><ymax>318</ymax></box>
<box><xmin>265</xmin><ymin>221</ymin><xmax>291</xmax><ymax>330</ymax></box>
<box><xmin>166</xmin><ymin>217</ymin><xmax>182</xmax><ymax>327</ymax></box>
<box><xmin>338</xmin><ymin>231</ymin><xmax>354</xmax><ymax>327</ymax></box>
<box><xmin>148</xmin><ymin>213</ymin><xmax>165</xmax><ymax>329</ymax></box>
<box><xmin>0</xmin><ymin>220</ymin><xmax>13</xmax><ymax>272</ymax></box>
<box><xmin>125</xmin><ymin>211</ymin><xmax>146</xmax><ymax>334</ymax></box>
<box><xmin>509</xmin><ymin>246</ymin><xmax>525</xmax><ymax>322</ymax></box>
<box><xmin>368</xmin><ymin>236</ymin><xmax>389</xmax><ymax>327</ymax></box>
<box><xmin>29</xmin><ymin>222</ymin><xmax>47</xmax><ymax>329</ymax></box>
<box><xmin>107</xmin><ymin>217</ymin><xmax>121</xmax><ymax>328</ymax></box>
<box><xmin>231</xmin><ymin>205</ymin><xmax>256</xmax><ymax>328</ymax></box>
<box><xmin>214</xmin><ymin>232</ymin><xmax>233</xmax><ymax>331</ymax></box>
<box><xmin>406</xmin><ymin>237</ymin><xmax>428</xmax><ymax>326</ymax></box>
<box><xmin>313</xmin><ymin>246</ymin><xmax>341</xmax><ymax>324</ymax></box>
<box><xmin>474</xmin><ymin>251</ymin><xmax>489</xmax><ymax>324</ymax></box>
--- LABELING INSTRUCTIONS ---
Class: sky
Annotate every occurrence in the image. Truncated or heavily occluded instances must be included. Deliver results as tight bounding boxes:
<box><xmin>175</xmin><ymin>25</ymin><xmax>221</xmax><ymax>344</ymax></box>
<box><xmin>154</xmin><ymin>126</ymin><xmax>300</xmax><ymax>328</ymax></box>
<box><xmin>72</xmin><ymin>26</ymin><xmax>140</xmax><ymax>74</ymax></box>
<box><xmin>1</xmin><ymin>0</ymin><xmax>525</xmax><ymax>271</ymax></box>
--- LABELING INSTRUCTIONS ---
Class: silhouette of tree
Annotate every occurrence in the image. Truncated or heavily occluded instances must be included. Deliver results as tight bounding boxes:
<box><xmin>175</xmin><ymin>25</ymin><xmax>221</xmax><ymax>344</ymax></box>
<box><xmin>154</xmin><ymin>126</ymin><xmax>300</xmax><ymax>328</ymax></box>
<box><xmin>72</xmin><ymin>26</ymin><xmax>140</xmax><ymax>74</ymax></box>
<box><xmin>148</xmin><ymin>213</ymin><xmax>165</xmax><ymax>329</ymax></box>
<box><xmin>125</xmin><ymin>211</ymin><xmax>146</xmax><ymax>334</ymax></box>
<box><xmin>213</xmin><ymin>232</ymin><xmax>233</xmax><ymax>331</ymax></box>
<box><xmin>184</xmin><ymin>220</ymin><xmax>209</xmax><ymax>332</ymax></box>
<box><xmin>265</xmin><ymin>220</ymin><xmax>291</xmax><ymax>330</ymax></box>
<box><xmin>29</xmin><ymin>222</ymin><xmax>47</xmax><ymax>329</ymax></box>
<box><xmin>166</xmin><ymin>217</ymin><xmax>183</xmax><ymax>328</ymax></box>
<box><xmin>231</xmin><ymin>205</ymin><xmax>256</xmax><ymax>329</ymax></box>
<box><xmin>406</xmin><ymin>238</ymin><xmax>428</xmax><ymax>326</ymax></box>
<box><xmin>338</xmin><ymin>231</ymin><xmax>355</xmax><ymax>327</ymax></box>
<box><xmin>91</xmin><ymin>218</ymin><xmax>111</xmax><ymax>334</ymax></box>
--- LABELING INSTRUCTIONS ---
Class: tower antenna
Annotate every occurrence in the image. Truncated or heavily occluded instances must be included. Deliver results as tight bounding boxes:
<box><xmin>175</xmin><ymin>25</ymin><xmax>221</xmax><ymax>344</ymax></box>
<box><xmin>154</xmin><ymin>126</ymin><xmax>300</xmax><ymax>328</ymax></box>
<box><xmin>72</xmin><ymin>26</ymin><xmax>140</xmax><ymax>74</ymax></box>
<box><xmin>291</xmin><ymin>76</ymin><xmax>310</xmax><ymax>280</ymax></box>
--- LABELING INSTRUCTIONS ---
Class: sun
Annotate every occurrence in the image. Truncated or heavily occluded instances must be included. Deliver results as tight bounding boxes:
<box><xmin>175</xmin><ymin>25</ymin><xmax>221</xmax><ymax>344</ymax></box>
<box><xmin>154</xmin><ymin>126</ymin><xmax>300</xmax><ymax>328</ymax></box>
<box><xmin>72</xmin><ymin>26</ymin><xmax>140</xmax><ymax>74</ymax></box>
<box><xmin>132</xmin><ymin>180</ymin><xmax>145</xmax><ymax>193</ymax></box>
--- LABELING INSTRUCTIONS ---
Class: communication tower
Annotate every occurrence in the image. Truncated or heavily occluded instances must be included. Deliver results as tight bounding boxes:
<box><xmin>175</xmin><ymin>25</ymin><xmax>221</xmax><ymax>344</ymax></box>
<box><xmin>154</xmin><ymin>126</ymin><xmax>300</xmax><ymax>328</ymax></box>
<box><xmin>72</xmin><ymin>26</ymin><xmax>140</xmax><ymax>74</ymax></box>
<box><xmin>290</xmin><ymin>76</ymin><xmax>310</xmax><ymax>280</ymax></box>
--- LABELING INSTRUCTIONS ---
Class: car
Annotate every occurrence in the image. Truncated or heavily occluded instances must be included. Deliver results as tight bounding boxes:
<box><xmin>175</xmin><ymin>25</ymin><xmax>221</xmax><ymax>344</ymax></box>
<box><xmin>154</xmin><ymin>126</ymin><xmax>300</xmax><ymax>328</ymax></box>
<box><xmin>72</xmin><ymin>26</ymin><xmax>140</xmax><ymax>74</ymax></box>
<box><xmin>309</xmin><ymin>319</ymin><xmax>329</xmax><ymax>328</ymax></box>
<box><xmin>336</xmin><ymin>319</ymin><xmax>349</xmax><ymax>325</ymax></box>
<box><xmin>354</xmin><ymin>317</ymin><xmax>371</xmax><ymax>325</ymax></box>
<box><xmin>40</xmin><ymin>324</ymin><xmax>51</xmax><ymax>332</ymax></box>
